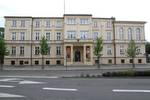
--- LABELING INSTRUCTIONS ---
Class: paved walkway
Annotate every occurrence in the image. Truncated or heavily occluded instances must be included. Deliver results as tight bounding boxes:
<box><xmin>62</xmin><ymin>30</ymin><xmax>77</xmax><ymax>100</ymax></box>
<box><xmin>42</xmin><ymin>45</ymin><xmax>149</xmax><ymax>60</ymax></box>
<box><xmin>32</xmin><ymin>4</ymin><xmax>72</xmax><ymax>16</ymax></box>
<box><xmin>2</xmin><ymin>64</ymin><xmax>150</xmax><ymax>71</ymax></box>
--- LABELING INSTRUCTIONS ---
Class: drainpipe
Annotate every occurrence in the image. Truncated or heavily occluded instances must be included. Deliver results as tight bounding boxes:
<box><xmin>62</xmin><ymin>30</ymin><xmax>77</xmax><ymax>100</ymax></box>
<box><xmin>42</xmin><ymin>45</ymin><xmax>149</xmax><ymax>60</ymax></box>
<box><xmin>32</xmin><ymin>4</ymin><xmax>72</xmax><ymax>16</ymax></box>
<box><xmin>30</xmin><ymin>18</ymin><xmax>33</xmax><ymax>66</ymax></box>
<box><xmin>112</xmin><ymin>17</ymin><xmax>116</xmax><ymax>65</ymax></box>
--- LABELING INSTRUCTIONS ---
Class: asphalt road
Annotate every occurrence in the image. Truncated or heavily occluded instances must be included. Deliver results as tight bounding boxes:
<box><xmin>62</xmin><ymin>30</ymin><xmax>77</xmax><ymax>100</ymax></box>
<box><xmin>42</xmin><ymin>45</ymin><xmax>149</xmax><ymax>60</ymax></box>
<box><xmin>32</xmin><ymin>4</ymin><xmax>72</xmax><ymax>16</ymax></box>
<box><xmin>0</xmin><ymin>76</ymin><xmax>150</xmax><ymax>100</ymax></box>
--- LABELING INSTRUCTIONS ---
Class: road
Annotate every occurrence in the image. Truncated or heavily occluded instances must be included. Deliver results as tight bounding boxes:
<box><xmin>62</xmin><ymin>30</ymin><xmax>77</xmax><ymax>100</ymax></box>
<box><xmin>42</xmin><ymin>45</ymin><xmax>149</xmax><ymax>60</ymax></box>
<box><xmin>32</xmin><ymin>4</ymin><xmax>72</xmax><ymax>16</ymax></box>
<box><xmin>0</xmin><ymin>75</ymin><xmax>150</xmax><ymax>100</ymax></box>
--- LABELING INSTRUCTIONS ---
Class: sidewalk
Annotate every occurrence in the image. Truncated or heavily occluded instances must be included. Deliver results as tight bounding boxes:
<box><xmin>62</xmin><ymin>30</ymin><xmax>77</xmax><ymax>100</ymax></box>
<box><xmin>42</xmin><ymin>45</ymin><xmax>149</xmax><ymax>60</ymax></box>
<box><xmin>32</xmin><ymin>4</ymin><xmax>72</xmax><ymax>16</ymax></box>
<box><xmin>2</xmin><ymin>64</ymin><xmax>150</xmax><ymax>71</ymax></box>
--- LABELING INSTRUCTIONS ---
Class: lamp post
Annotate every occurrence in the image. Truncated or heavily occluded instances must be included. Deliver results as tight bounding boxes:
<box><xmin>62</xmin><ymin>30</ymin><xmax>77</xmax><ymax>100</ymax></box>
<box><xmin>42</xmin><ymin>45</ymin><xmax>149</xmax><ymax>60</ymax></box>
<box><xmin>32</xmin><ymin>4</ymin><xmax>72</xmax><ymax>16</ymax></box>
<box><xmin>66</xmin><ymin>55</ymin><xmax>67</xmax><ymax>71</ymax></box>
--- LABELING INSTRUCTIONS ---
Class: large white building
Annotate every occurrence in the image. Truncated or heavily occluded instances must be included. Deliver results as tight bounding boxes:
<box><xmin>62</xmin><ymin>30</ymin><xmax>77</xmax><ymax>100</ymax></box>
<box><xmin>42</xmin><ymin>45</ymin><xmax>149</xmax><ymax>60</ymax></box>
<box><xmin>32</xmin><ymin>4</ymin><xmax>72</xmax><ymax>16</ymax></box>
<box><xmin>4</xmin><ymin>14</ymin><xmax>146</xmax><ymax>66</ymax></box>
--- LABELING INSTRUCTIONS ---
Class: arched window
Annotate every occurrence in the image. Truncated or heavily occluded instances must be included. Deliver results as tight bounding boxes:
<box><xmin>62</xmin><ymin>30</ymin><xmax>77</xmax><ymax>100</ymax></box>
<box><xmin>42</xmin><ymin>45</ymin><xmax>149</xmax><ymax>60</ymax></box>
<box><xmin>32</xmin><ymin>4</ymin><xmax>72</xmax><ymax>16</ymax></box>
<box><xmin>119</xmin><ymin>27</ymin><xmax>124</xmax><ymax>40</ymax></box>
<box><xmin>128</xmin><ymin>28</ymin><xmax>132</xmax><ymax>40</ymax></box>
<box><xmin>136</xmin><ymin>28</ymin><xmax>141</xmax><ymax>40</ymax></box>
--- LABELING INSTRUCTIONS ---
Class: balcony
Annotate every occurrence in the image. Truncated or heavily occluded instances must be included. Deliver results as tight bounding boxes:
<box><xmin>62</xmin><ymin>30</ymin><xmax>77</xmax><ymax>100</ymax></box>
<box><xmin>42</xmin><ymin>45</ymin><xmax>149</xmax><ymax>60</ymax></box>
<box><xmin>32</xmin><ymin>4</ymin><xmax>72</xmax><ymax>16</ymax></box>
<box><xmin>64</xmin><ymin>38</ymin><xmax>93</xmax><ymax>43</ymax></box>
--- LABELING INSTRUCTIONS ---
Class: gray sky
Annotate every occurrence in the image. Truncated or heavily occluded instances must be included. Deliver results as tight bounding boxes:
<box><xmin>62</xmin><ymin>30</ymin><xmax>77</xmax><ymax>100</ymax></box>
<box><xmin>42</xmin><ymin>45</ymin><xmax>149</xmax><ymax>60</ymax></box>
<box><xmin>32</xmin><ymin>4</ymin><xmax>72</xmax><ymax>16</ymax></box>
<box><xmin>0</xmin><ymin>0</ymin><xmax>149</xmax><ymax>41</ymax></box>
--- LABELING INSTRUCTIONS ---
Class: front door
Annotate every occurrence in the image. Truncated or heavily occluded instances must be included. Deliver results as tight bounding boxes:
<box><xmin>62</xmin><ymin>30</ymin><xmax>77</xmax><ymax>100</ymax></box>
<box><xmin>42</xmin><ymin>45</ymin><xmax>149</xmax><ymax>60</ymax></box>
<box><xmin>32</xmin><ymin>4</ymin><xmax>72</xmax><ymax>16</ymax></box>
<box><xmin>75</xmin><ymin>49</ymin><xmax>81</xmax><ymax>62</ymax></box>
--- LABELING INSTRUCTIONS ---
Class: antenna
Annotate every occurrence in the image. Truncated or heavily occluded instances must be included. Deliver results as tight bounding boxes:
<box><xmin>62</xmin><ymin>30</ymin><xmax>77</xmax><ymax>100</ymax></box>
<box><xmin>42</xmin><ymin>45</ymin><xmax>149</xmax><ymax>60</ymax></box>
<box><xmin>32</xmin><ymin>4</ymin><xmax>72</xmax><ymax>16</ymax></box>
<box><xmin>64</xmin><ymin>0</ymin><xmax>66</xmax><ymax>14</ymax></box>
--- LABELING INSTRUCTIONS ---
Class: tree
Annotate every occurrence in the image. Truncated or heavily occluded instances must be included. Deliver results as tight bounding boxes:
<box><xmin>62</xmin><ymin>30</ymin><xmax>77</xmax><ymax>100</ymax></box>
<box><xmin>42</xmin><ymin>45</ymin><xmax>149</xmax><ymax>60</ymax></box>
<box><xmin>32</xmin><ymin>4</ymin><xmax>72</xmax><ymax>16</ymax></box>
<box><xmin>0</xmin><ymin>37</ymin><xmax>8</xmax><ymax>70</ymax></box>
<box><xmin>40</xmin><ymin>36</ymin><xmax>49</xmax><ymax>70</ymax></box>
<box><xmin>94</xmin><ymin>37</ymin><xmax>103</xmax><ymax>68</ymax></box>
<box><xmin>126</xmin><ymin>40</ymin><xmax>138</xmax><ymax>68</ymax></box>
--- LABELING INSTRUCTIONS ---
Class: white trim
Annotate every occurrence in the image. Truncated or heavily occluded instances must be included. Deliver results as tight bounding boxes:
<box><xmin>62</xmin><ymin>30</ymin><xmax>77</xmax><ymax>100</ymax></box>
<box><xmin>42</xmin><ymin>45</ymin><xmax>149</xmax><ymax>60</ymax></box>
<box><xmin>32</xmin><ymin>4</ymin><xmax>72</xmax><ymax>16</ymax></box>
<box><xmin>113</xmin><ymin>89</ymin><xmax>150</xmax><ymax>93</ymax></box>
<box><xmin>43</xmin><ymin>87</ymin><xmax>78</xmax><ymax>91</ymax></box>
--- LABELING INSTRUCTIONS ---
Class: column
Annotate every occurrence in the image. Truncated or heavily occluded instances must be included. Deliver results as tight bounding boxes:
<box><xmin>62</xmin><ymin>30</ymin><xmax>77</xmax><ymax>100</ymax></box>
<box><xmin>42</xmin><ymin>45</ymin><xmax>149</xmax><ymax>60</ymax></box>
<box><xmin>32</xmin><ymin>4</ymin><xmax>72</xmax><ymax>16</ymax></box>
<box><xmin>90</xmin><ymin>44</ymin><xmax>93</xmax><ymax>64</ymax></box>
<box><xmin>64</xmin><ymin>45</ymin><xmax>67</xmax><ymax>66</ymax></box>
<box><xmin>83</xmin><ymin>45</ymin><xmax>86</xmax><ymax>64</ymax></box>
<box><xmin>71</xmin><ymin>45</ymin><xmax>73</xmax><ymax>64</ymax></box>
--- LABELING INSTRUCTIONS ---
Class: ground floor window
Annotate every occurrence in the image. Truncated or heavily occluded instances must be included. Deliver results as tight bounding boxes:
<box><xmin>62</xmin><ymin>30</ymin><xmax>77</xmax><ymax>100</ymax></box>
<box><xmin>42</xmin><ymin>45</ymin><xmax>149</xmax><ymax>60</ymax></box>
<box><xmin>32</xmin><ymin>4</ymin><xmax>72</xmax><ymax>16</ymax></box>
<box><xmin>20</xmin><ymin>61</ymin><xmax>23</xmax><ymax>65</ymax></box>
<box><xmin>46</xmin><ymin>60</ymin><xmax>50</xmax><ymax>65</ymax></box>
<box><xmin>24</xmin><ymin>61</ymin><xmax>29</xmax><ymax>64</ymax></box>
<box><xmin>11</xmin><ymin>61</ymin><xmax>15</xmax><ymax>65</ymax></box>
<box><xmin>35</xmin><ymin>60</ymin><xmax>39</xmax><ymax>65</ymax></box>
<box><xmin>108</xmin><ymin>59</ymin><xmax>112</xmax><ymax>64</ymax></box>
<box><xmin>56</xmin><ymin>60</ymin><xmax>61</xmax><ymax>65</ymax></box>
<box><xmin>138</xmin><ymin>59</ymin><xmax>142</xmax><ymax>63</ymax></box>
<box><xmin>121</xmin><ymin>59</ymin><xmax>125</xmax><ymax>64</ymax></box>
<box><xmin>130</xmin><ymin>59</ymin><xmax>133</xmax><ymax>63</ymax></box>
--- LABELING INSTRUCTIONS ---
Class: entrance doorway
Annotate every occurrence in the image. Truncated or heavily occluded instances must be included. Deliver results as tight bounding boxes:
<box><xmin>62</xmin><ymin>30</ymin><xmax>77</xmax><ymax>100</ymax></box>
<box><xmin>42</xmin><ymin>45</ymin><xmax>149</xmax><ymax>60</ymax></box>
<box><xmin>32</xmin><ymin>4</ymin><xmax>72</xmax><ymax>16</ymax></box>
<box><xmin>75</xmin><ymin>49</ymin><xmax>81</xmax><ymax>62</ymax></box>
<box><xmin>73</xmin><ymin>46</ymin><xmax>83</xmax><ymax>62</ymax></box>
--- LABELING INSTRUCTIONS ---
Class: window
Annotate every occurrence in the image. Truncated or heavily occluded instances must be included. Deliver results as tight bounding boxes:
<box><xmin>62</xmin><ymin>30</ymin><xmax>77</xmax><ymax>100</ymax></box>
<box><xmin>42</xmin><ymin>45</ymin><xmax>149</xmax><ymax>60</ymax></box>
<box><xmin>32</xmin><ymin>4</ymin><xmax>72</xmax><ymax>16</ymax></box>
<box><xmin>12</xmin><ymin>20</ymin><xmax>17</xmax><ymax>27</ymax></box>
<box><xmin>93</xmin><ymin>21</ymin><xmax>98</xmax><ymax>27</ymax></box>
<box><xmin>130</xmin><ymin>59</ymin><xmax>133</xmax><ymax>63</ymax></box>
<box><xmin>56</xmin><ymin>46</ymin><xmax>61</xmax><ymax>55</ymax></box>
<box><xmin>20</xmin><ymin>46</ymin><xmax>24</xmax><ymax>55</ymax></box>
<box><xmin>46</xmin><ymin>20</ymin><xmax>50</xmax><ymax>28</ymax></box>
<box><xmin>136</xmin><ymin>46</ymin><xmax>141</xmax><ymax>55</ymax></box>
<box><xmin>128</xmin><ymin>28</ymin><xmax>132</xmax><ymax>40</ymax></box>
<box><xmin>11</xmin><ymin>47</ymin><xmax>16</xmax><ymax>55</ymax></box>
<box><xmin>80</xmin><ymin>31</ymin><xmax>88</xmax><ymax>39</ymax></box>
<box><xmin>108</xmin><ymin>59</ymin><xmax>112</xmax><ymax>64</ymax></box>
<box><xmin>11</xmin><ymin>61</ymin><xmax>15</xmax><ymax>65</ymax></box>
<box><xmin>12</xmin><ymin>32</ymin><xmax>16</xmax><ymax>40</ymax></box>
<box><xmin>136</xmin><ymin>28</ymin><xmax>141</xmax><ymax>40</ymax></box>
<box><xmin>119</xmin><ymin>27</ymin><xmax>124</xmax><ymax>40</ymax></box>
<box><xmin>67</xmin><ymin>31</ymin><xmax>76</xmax><ymax>39</ymax></box>
<box><xmin>56</xmin><ymin>20</ymin><xmax>62</xmax><ymax>27</ymax></box>
<box><xmin>120</xmin><ymin>45</ymin><xmax>124</xmax><ymax>55</ymax></box>
<box><xmin>138</xmin><ymin>59</ymin><xmax>142</xmax><ymax>63</ymax></box>
<box><xmin>46</xmin><ymin>61</ymin><xmax>50</xmax><ymax>65</ymax></box>
<box><xmin>57</xmin><ymin>32</ymin><xmax>61</xmax><ymax>40</ymax></box>
<box><xmin>107</xmin><ymin>32</ymin><xmax>112</xmax><ymax>40</ymax></box>
<box><xmin>35</xmin><ymin>21</ymin><xmax>40</xmax><ymax>28</ymax></box>
<box><xmin>21</xmin><ymin>20</ymin><xmax>25</xmax><ymax>27</ymax></box>
<box><xmin>56</xmin><ymin>60</ymin><xmax>61</xmax><ymax>64</ymax></box>
<box><xmin>19</xmin><ymin>61</ymin><xmax>24</xmax><ymax>65</ymax></box>
<box><xmin>46</xmin><ymin>33</ymin><xmax>50</xmax><ymax>41</ymax></box>
<box><xmin>35</xmin><ymin>61</ymin><xmax>39</xmax><ymax>65</ymax></box>
<box><xmin>121</xmin><ymin>59</ymin><xmax>125</xmax><ymax>63</ymax></box>
<box><xmin>107</xmin><ymin>46</ymin><xmax>112</xmax><ymax>55</ymax></box>
<box><xmin>67</xmin><ymin>18</ymin><xmax>76</xmax><ymax>24</ymax></box>
<box><xmin>35</xmin><ymin>32</ymin><xmax>40</xmax><ymax>40</ymax></box>
<box><xmin>80</xmin><ymin>18</ymin><xmax>89</xmax><ymax>24</ymax></box>
<box><xmin>106</xmin><ymin>21</ymin><xmax>111</xmax><ymax>28</ymax></box>
<box><xmin>24</xmin><ymin>61</ymin><xmax>29</xmax><ymax>64</ymax></box>
<box><xmin>20</xmin><ymin>32</ymin><xmax>25</xmax><ymax>40</ymax></box>
<box><xmin>35</xmin><ymin>46</ymin><xmax>40</xmax><ymax>55</ymax></box>
<box><xmin>48</xmin><ymin>47</ymin><xmax>51</xmax><ymax>55</ymax></box>
<box><xmin>93</xmin><ymin>32</ymin><xmax>98</xmax><ymax>40</ymax></box>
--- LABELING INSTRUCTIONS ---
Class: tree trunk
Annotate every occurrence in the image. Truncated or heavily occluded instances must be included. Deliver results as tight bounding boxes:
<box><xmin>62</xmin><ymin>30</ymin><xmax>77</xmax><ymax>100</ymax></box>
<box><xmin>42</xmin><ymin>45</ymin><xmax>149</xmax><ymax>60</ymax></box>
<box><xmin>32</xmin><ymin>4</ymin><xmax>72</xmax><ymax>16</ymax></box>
<box><xmin>41</xmin><ymin>55</ymin><xmax>44</xmax><ymax>70</ymax></box>
<box><xmin>132</xmin><ymin>57</ymin><xmax>135</xmax><ymax>68</ymax></box>
<box><xmin>0</xmin><ymin>59</ymin><xmax>3</xmax><ymax>71</ymax></box>
<box><xmin>97</xmin><ymin>56</ymin><xmax>100</xmax><ymax>69</ymax></box>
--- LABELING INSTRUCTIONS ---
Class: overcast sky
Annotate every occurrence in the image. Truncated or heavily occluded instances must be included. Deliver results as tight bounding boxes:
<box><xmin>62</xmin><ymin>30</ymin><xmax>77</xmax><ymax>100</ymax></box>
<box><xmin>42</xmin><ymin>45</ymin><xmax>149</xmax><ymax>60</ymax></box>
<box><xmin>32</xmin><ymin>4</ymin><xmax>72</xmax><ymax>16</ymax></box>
<box><xmin>0</xmin><ymin>0</ymin><xmax>149</xmax><ymax>41</ymax></box>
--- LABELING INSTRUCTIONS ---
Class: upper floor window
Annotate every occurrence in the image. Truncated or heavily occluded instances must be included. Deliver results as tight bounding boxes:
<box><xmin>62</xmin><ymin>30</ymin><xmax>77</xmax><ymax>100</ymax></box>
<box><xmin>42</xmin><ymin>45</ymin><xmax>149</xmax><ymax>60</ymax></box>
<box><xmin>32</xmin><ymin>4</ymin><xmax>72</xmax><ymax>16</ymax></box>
<box><xmin>120</xmin><ymin>45</ymin><xmax>124</xmax><ymax>55</ymax></box>
<box><xmin>93</xmin><ymin>21</ymin><xmax>98</xmax><ymax>27</ymax></box>
<box><xmin>80</xmin><ymin>31</ymin><xmax>88</xmax><ymax>39</ymax></box>
<box><xmin>35</xmin><ymin>32</ymin><xmax>40</xmax><ymax>40</ymax></box>
<box><xmin>106</xmin><ymin>21</ymin><xmax>111</xmax><ymax>28</ymax></box>
<box><xmin>107</xmin><ymin>32</ymin><xmax>112</xmax><ymax>40</ymax></box>
<box><xmin>80</xmin><ymin>18</ymin><xmax>89</xmax><ymax>25</ymax></box>
<box><xmin>48</xmin><ymin>46</ymin><xmax>51</xmax><ymax>55</ymax></box>
<box><xmin>35</xmin><ymin>46</ymin><xmax>40</xmax><ymax>55</ymax></box>
<box><xmin>35</xmin><ymin>21</ymin><xmax>40</xmax><ymax>28</ymax></box>
<box><xmin>12</xmin><ymin>32</ymin><xmax>16</xmax><ymax>40</ymax></box>
<box><xmin>12</xmin><ymin>20</ymin><xmax>17</xmax><ymax>27</ymax></box>
<box><xmin>128</xmin><ymin>28</ymin><xmax>132</xmax><ymax>40</ymax></box>
<box><xmin>67</xmin><ymin>31</ymin><xmax>76</xmax><ymax>39</ymax></box>
<box><xmin>21</xmin><ymin>20</ymin><xmax>25</xmax><ymax>27</ymax></box>
<box><xmin>56</xmin><ymin>46</ymin><xmax>61</xmax><ymax>55</ymax></box>
<box><xmin>11</xmin><ymin>46</ymin><xmax>16</xmax><ymax>55</ymax></box>
<box><xmin>56</xmin><ymin>20</ymin><xmax>62</xmax><ymax>27</ymax></box>
<box><xmin>93</xmin><ymin>32</ymin><xmax>98</xmax><ymax>40</ymax></box>
<box><xmin>20</xmin><ymin>32</ymin><xmax>25</xmax><ymax>40</ymax></box>
<box><xmin>119</xmin><ymin>27</ymin><xmax>124</xmax><ymax>40</ymax></box>
<box><xmin>20</xmin><ymin>46</ymin><xmax>24</xmax><ymax>55</ymax></box>
<box><xmin>136</xmin><ymin>28</ymin><xmax>141</xmax><ymax>40</ymax></box>
<box><xmin>46</xmin><ymin>20</ymin><xmax>50</xmax><ymax>28</ymax></box>
<box><xmin>107</xmin><ymin>46</ymin><xmax>112</xmax><ymax>55</ymax></box>
<box><xmin>57</xmin><ymin>32</ymin><xmax>61</xmax><ymax>40</ymax></box>
<box><xmin>67</xmin><ymin>18</ymin><xmax>76</xmax><ymax>25</ymax></box>
<box><xmin>46</xmin><ymin>33</ymin><xmax>50</xmax><ymax>41</ymax></box>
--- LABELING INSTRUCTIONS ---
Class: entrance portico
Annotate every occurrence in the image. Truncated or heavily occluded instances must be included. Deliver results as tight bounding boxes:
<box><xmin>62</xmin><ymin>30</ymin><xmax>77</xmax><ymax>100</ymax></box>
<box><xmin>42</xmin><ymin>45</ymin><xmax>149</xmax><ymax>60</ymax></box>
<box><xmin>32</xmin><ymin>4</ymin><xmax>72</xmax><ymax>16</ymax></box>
<box><xmin>64</xmin><ymin>44</ymin><xmax>93</xmax><ymax>66</ymax></box>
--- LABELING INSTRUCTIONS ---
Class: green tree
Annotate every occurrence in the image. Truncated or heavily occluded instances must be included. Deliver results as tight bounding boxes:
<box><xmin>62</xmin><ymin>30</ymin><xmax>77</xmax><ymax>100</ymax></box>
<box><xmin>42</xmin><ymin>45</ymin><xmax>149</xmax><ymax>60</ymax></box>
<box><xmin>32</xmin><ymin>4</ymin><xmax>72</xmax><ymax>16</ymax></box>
<box><xmin>94</xmin><ymin>37</ymin><xmax>103</xmax><ymax>68</ymax></box>
<box><xmin>0</xmin><ymin>37</ymin><xmax>8</xmax><ymax>70</ymax></box>
<box><xmin>126</xmin><ymin>40</ymin><xmax>138</xmax><ymax>68</ymax></box>
<box><xmin>146</xmin><ymin>42</ymin><xmax>150</xmax><ymax>54</ymax></box>
<box><xmin>40</xmin><ymin>36</ymin><xmax>49</xmax><ymax>70</ymax></box>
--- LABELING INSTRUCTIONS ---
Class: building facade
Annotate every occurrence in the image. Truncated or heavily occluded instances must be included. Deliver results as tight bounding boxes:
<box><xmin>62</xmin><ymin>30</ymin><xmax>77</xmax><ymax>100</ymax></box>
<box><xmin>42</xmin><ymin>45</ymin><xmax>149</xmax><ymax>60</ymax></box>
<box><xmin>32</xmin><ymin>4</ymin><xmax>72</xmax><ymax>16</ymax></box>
<box><xmin>4</xmin><ymin>14</ymin><xmax>146</xmax><ymax>66</ymax></box>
